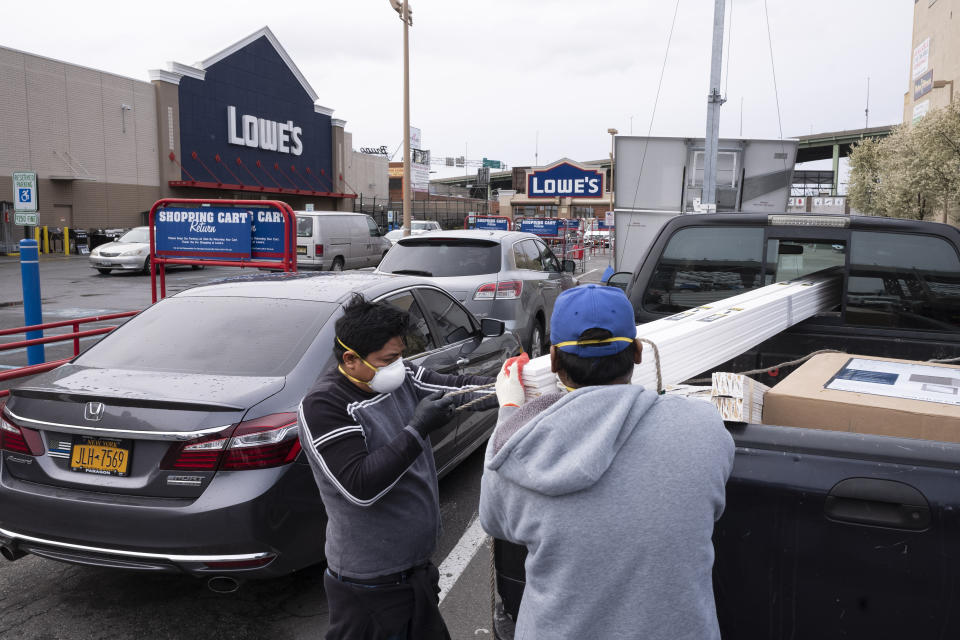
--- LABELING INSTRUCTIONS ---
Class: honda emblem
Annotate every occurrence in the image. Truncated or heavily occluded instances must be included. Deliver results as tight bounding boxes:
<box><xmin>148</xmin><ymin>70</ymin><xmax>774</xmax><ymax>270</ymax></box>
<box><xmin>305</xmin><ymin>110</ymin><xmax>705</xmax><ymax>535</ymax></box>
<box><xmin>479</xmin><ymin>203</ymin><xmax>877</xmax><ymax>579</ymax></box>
<box><xmin>84</xmin><ymin>402</ymin><xmax>105</xmax><ymax>421</ymax></box>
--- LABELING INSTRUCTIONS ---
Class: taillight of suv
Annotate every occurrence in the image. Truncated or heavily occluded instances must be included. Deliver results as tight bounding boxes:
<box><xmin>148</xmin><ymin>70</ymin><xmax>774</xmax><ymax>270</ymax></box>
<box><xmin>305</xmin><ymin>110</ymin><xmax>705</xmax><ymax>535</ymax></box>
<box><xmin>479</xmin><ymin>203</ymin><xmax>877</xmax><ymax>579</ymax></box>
<box><xmin>161</xmin><ymin>413</ymin><xmax>300</xmax><ymax>472</ymax></box>
<box><xmin>474</xmin><ymin>280</ymin><xmax>523</xmax><ymax>301</ymax></box>
<box><xmin>0</xmin><ymin>406</ymin><xmax>44</xmax><ymax>456</ymax></box>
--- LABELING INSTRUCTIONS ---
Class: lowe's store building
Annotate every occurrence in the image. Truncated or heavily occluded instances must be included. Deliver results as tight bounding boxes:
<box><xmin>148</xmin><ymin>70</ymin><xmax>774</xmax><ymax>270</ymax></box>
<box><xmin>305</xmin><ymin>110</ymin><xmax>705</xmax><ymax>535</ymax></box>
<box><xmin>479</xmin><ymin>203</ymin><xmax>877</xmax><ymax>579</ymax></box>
<box><xmin>0</xmin><ymin>27</ymin><xmax>386</xmax><ymax>250</ymax></box>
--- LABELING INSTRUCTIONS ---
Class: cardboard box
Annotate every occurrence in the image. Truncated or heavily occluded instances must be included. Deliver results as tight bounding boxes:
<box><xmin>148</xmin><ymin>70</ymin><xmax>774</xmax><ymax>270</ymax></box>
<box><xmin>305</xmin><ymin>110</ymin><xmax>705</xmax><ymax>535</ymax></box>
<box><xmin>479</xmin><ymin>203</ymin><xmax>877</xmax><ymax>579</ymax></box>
<box><xmin>763</xmin><ymin>353</ymin><xmax>960</xmax><ymax>443</ymax></box>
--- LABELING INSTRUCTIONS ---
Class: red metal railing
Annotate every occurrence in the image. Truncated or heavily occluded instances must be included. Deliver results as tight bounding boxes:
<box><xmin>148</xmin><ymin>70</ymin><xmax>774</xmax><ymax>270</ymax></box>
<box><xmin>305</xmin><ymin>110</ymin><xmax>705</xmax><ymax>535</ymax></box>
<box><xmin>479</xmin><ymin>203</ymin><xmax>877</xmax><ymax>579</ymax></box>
<box><xmin>0</xmin><ymin>311</ymin><xmax>139</xmax><ymax>398</ymax></box>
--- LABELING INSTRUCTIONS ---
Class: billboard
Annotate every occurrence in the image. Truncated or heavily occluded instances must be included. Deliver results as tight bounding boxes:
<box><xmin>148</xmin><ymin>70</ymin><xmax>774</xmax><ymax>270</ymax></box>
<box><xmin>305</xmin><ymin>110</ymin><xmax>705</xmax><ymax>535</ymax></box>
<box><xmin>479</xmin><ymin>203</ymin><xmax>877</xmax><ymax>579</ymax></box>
<box><xmin>913</xmin><ymin>69</ymin><xmax>934</xmax><ymax>101</ymax></box>
<box><xmin>913</xmin><ymin>37</ymin><xmax>930</xmax><ymax>79</ymax></box>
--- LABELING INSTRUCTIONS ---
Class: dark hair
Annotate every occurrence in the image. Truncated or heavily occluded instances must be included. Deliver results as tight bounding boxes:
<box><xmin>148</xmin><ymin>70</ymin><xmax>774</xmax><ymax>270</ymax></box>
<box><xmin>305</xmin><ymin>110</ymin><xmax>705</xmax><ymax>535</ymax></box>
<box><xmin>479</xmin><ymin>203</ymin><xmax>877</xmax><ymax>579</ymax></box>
<box><xmin>334</xmin><ymin>294</ymin><xmax>410</xmax><ymax>363</ymax></box>
<box><xmin>554</xmin><ymin>328</ymin><xmax>637</xmax><ymax>387</ymax></box>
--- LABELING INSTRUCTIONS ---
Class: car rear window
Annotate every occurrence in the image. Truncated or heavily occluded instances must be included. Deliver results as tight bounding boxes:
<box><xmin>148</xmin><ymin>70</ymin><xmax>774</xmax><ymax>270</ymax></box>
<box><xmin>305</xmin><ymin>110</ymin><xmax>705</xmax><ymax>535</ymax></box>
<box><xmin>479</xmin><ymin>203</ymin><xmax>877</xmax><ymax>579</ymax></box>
<box><xmin>75</xmin><ymin>297</ymin><xmax>337</xmax><ymax>376</ymax></box>
<box><xmin>379</xmin><ymin>239</ymin><xmax>501</xmax><ymax>277</ymax></box>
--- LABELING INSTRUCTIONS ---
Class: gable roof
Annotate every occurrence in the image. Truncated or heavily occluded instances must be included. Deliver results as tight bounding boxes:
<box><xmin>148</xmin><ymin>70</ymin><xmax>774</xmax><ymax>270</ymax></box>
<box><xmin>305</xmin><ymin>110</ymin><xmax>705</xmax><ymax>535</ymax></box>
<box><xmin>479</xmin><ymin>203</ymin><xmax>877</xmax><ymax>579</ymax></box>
<box><xmin>198</xmin><ymin>26</ymin><xmax>318</xmax><ymax>102</ymax></box>
<box><xmin>149</xmin><ymin>26</ymin><xmax>334</xmax><ymax>114</ymax></box>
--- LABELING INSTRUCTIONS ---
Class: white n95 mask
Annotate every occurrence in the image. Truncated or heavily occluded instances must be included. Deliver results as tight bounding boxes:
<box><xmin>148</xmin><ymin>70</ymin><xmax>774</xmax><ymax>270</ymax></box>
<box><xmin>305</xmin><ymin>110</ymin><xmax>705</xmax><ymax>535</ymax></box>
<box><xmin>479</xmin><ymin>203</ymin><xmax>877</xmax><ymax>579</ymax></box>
<box><xmin>337</xmin><ymin>337</ymin><xmax>407</xmax><ymax>394</ymax></box>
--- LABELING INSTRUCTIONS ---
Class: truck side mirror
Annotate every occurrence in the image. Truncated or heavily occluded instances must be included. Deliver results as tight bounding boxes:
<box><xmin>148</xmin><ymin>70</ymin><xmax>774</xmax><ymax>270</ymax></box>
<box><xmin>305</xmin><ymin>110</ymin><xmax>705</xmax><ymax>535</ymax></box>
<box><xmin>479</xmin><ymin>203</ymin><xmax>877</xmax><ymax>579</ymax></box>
<box><xmin>606</xmin><ymin>272</ymin><xmax>632</xmax><ymax>291</ymax></box>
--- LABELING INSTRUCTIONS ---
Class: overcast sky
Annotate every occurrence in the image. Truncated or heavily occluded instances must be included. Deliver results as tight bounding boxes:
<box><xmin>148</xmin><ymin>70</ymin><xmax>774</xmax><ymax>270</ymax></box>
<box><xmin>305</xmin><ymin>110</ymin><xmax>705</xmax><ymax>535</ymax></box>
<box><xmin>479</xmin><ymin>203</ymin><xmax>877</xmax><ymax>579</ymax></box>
<box><xmin>4</xmin><ymin>0</ymin><xmax>913</xmax><ymax>178</ymax></box>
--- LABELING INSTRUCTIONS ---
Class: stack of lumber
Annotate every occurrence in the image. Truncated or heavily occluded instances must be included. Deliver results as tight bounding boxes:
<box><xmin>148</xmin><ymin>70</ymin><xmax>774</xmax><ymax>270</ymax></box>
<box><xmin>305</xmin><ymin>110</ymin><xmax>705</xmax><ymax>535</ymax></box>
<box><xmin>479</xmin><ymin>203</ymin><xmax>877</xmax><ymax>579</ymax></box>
<box><xmin>521</xmin><ymin>274</ymin><xmax>840</xmax><ymax>400</ymax></box>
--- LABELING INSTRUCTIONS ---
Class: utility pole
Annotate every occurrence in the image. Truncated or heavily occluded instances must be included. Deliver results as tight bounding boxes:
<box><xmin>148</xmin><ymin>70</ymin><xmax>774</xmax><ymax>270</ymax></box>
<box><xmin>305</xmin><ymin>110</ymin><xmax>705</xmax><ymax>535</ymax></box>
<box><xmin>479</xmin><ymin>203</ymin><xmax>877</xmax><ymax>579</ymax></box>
<box><xmin>389</xmin><ymin>0</ymin><xmax>414</xmax><ymax>236</ymax></box>
<box><xmin>702</xmin><ymin>0</ymin><xmax>727</xmax><ymax>212</ymax></box>
<box><xmin>865</xmin><ymin>77</ymin><xmax>870</xmax><ymax>129</ymax></box>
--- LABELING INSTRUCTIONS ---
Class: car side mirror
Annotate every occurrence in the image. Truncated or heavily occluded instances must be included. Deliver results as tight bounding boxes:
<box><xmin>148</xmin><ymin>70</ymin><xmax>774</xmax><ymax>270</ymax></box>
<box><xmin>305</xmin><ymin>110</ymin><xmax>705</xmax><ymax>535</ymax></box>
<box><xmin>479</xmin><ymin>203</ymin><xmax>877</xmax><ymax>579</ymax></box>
<box><xmin>480</xmin><ymin>318</ymin><xmax>505</xmax><ymax>337</ymax></box>
<box><xmin>606</xmin><ymin>272</ymin><xmax>632</xmax><ymax>291</ymax></box>
<box><xmin>562</xmin><ymin>259</ymin><xmax>576</xmax><ymax>273</ymax></box>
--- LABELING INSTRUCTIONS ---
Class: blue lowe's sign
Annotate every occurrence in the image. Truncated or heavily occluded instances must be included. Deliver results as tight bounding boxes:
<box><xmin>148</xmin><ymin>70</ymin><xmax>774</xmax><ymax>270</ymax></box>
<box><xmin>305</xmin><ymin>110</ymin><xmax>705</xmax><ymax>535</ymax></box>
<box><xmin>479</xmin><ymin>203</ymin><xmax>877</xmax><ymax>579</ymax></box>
<box><xmin>527</xmin><ymin>161</ymin><xmax>605</xmax><ymax>199</ymax></box>
<box><xmin>175</xmin><ymin>30</ymin><xmax>334</xmax><ymax>194</ymax></box>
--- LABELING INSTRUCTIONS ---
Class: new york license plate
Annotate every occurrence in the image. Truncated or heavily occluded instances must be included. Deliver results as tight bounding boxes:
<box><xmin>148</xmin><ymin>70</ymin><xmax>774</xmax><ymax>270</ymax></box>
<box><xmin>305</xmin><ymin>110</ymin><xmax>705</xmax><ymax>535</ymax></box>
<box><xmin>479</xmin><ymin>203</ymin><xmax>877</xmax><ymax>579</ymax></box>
<box><xmin>296</xmin><ymin>245</ymin><xmax>307</xmax><ymax>255</ymax></box>
<box><xmin>70</xmin><ymin>436</ymin><xmax>132</xmax><ymax>476</ymax></box>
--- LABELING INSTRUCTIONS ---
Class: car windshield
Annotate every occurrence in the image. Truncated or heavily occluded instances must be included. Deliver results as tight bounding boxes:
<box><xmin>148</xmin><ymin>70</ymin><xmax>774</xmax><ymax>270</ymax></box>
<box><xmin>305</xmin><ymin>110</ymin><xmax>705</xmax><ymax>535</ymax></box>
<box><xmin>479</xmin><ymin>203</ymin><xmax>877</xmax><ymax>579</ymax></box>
<box><xmin>379</xmin><ymin>239</ymin><xmax>501</xmax><ymax>277</ymax></box>
<box><xmin>75</xmin><ymin>297</ymin><xmax>337</xmax><ymax>376</ymax></box>
<box><xmin>412</xmin><ymin>221</ymin><xmax>437</xmax><ymax>231</ymax></box>
<box><xmin>119</xmin><ymin>228</ymin><xmax>149</xmax><ymax>244</ymax></box>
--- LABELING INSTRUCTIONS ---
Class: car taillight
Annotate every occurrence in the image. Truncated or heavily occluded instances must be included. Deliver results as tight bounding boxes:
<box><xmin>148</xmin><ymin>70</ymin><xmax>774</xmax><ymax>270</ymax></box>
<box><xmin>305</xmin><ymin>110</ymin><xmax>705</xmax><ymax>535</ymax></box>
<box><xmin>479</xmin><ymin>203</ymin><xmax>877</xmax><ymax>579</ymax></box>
<box><xmin>474</xmin><ymin>280</ymin><xmax>523</xmax><ymax>301</ymax></box>
<box><xmin>161</xmin><ymin>413</ymin><xmax>300</xmax><ymax>472</ymax></box>
<box><xmin>315</xmin><ymin>244</ymin><xmax>324</xmax><ymax>256</ymax></box>
<box><xmin>0</xmin><ymin>407</ymin><xmax>43</xmax><ymax>456</ymax></box>
<box><xmin>160</xmin><ymin>432</ymin><xmax>230</xmax><ymax>471</ymax></box>
<box><xmin>222</xmin><ymin>413</ymin><xmax>300</xmax><ymax>471</ymax></box>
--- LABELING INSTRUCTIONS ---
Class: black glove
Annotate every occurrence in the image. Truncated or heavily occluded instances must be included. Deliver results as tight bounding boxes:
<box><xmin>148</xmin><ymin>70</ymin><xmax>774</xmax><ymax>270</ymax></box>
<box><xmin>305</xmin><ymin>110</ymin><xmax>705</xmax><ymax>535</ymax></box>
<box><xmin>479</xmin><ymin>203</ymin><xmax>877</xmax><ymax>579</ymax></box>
<box><xmin>409</xmin><ymin>390</ymin><xmax>456</xmax><ymax>438</ymax></box>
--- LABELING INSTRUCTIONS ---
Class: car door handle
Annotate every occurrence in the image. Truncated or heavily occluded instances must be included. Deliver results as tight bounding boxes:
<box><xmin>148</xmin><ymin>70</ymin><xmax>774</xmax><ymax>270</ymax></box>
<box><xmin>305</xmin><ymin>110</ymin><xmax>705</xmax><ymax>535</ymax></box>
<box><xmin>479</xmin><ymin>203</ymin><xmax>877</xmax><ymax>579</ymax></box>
<box><xmin>456</xmin><ymin>357</ymin><xmax>470</xmax><ymax>367</ymax></box>
<box><xmin>824</xmin><ymin>478</ymin><xmax>930</xmax><ymax>530</ymax></box>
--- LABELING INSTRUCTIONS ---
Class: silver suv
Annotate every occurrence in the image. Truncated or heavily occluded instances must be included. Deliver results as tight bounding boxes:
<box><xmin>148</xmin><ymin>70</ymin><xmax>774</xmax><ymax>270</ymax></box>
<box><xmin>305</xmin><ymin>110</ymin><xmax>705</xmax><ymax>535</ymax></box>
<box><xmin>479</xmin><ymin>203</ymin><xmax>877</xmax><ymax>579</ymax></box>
<box><xmin>377</xmin><ymin>230</ymin><xmax>578</xmax><ymax>356</ymax></box>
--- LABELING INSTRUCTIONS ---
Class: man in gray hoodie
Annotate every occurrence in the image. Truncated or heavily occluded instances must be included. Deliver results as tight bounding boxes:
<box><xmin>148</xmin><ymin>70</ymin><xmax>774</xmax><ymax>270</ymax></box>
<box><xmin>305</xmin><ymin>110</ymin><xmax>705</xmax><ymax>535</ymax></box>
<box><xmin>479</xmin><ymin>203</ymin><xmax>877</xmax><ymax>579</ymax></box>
<box><xmin>479</xmin><ymin>284</ymin><xmax>735</xmax><ymax>640</ymax></box>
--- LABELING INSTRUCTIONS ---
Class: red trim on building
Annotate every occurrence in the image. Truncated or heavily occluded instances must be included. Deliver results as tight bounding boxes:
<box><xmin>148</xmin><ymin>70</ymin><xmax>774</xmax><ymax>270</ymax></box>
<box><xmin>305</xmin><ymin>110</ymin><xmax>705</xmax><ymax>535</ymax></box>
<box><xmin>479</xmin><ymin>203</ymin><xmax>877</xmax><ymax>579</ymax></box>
<box><xmin>168</xmin><ymin>180</ymin><xmax>358</xmax><ymax>199</ymax></box>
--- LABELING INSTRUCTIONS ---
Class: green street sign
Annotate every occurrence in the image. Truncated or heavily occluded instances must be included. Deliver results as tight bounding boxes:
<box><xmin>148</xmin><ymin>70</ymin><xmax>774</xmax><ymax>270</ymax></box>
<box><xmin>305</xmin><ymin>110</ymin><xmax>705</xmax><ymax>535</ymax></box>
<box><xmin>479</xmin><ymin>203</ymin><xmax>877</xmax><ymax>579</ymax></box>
<box><xmin>482</xmin><ymin>158</ymin><xmax>501</xmax><ymax>169</ymax></box>
<box><xmin>14</xmin><ymin>212</ymin><xmax>38</xmax><ymax>226</ymax></box>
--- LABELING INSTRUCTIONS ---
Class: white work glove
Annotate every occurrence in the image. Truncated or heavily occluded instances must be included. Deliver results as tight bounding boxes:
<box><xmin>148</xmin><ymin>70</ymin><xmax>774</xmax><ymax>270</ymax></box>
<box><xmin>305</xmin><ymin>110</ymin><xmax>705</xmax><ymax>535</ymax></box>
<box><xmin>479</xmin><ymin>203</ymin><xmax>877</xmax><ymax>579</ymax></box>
<box><xmin>496</xmin><ymin>353</ymin><xmax>529</xmax><ymax>407</ymax></box>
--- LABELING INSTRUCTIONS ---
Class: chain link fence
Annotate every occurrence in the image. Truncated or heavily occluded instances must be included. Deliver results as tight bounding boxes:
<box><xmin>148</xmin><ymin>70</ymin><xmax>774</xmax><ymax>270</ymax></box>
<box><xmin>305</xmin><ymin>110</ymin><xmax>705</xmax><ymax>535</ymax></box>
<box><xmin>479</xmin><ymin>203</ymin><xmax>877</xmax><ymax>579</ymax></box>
<box><xmin>354</xmin><ymin>198</ymin><xmax>492</xmax><ymax>231</ymax></box>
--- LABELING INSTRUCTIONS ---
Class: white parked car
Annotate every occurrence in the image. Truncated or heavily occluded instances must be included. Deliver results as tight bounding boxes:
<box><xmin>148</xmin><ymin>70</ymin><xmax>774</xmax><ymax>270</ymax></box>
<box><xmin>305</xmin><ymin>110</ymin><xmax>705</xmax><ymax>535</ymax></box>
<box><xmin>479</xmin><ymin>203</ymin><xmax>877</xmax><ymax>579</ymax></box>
<box><xmin>89</xmin><ymin>226</ymin><xmax>202</xmax><ymax>275</ymax></box>
<box><xmin>384</xmin><ymin>220</ymin><xmax>443</xmax><ymax>245</ymax></box>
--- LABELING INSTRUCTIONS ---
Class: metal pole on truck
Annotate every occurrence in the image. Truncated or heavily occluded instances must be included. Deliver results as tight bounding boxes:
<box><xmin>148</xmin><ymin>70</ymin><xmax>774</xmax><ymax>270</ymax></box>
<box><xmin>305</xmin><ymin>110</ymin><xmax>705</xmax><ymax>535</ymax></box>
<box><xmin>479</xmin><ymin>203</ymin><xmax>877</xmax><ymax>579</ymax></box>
<box><xmin>702</xmin><ymin>0</ymin><xmax>726</xmax><ymax>211</ymax></box>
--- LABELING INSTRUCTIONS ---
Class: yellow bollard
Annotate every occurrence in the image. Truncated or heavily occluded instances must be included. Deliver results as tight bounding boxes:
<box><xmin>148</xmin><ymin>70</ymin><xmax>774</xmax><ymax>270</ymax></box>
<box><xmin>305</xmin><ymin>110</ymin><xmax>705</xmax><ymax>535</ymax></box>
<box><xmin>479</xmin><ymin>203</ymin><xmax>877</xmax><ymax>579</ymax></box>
<box><xmin>43</xmin><ymin>226</ymin><xmax>49</xmax><ymax>254</ymax></box>
<box><xmin>34</xmin><ymin>226</ymin><xmax>40</xmax><ymax>249</ymax></box>
<box><xmin>64</xmin><ymin>226</ymin><xmax>70</xmax><ymax>255</ymax></box>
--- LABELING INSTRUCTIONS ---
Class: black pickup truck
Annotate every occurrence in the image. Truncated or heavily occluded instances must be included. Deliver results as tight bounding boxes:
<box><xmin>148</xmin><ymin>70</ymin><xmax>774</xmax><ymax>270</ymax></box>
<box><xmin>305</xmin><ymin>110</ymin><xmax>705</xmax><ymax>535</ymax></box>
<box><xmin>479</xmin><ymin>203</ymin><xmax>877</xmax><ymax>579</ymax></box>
<box><xmin>493</xmin><ymin>213</ymin><xmax>960</xmax><ymax>639</ymax></box>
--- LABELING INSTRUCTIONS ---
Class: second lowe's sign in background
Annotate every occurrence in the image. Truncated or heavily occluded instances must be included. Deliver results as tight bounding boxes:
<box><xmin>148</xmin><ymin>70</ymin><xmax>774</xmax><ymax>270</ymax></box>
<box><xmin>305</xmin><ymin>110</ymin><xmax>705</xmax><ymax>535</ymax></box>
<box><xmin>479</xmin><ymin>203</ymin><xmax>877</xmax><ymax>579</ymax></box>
<box><xmin>526</xmin><ymin>160</ymin><xmax>605</xmax><ymax>199</ymax></box>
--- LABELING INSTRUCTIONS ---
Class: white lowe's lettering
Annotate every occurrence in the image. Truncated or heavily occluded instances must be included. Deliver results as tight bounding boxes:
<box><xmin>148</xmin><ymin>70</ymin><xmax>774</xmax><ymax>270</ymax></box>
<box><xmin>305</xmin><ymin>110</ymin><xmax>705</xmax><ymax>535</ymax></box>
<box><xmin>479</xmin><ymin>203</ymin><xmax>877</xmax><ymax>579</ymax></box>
<box><xmin>227</xmin><ymin>106</ymin><xmax>303</xmax><ymax>156</ymax></box>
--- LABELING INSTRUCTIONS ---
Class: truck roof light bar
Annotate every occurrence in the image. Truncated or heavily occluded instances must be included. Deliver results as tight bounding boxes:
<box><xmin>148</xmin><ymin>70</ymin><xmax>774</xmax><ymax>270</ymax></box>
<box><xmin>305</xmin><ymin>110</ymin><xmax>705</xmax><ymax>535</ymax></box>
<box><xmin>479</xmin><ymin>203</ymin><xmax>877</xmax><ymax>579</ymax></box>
<box><xmin>768</xmin><ymin>215</ymin><xmax>850</xmax><ymax>228</ymax></box>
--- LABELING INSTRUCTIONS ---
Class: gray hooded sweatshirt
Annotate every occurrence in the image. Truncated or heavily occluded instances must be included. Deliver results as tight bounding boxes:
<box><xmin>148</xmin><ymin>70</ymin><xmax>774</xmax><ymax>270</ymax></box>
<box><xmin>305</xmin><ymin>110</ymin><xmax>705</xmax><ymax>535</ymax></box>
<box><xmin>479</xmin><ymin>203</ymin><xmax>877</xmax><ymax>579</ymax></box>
<box><xmin>479</xmin><ymin>384</ymin><xmax>734</xmax><ymax>640</ymax></box>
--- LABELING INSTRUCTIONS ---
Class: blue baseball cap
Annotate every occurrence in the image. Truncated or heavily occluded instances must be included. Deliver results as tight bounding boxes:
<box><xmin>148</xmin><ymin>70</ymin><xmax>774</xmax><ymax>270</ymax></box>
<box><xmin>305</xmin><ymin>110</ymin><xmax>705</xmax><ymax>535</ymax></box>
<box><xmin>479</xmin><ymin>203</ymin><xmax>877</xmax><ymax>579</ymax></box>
<box><xmin>550</xmin><ymin>284</ymin><xmax>636</xmax><ymax>357</ymax></box>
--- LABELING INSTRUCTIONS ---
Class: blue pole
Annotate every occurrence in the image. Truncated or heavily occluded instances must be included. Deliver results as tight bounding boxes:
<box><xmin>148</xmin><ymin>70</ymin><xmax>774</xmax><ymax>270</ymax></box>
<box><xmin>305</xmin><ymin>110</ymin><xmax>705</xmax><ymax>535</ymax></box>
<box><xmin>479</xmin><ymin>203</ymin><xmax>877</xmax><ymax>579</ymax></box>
<box><xmin>19</xmin><ymin>239</ymin><xmax>45</xmax><ymax>365</ymax></box>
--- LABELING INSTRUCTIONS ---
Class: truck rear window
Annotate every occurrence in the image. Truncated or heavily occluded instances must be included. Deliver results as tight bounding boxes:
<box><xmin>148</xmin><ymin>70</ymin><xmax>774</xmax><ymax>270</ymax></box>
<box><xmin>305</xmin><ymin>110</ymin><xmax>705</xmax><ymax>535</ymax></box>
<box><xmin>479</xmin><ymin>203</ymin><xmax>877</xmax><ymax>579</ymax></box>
<box><xmin>847</xmin><ymin>231</ymin><xmax>960</xmax><ymax>331</ymax></box>
<box><xmin>379</xmin><ymin>239</ymin><xmax>502</xmax><ymax>277</ymax></box>
<box><xmin>643</xmin><ymin>227</ymin><xmax>764</xmax><ymax>313</ymax></box>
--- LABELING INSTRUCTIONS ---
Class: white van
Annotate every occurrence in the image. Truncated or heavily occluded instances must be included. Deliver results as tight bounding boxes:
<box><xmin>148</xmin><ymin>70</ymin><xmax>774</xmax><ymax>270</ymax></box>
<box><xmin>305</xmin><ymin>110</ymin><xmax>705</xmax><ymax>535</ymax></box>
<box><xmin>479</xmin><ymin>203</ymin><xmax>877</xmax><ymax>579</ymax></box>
<box><xmin>295</xmin><ymin>212</ymin><xmax>392</xmax><ymax>270</ymax></box>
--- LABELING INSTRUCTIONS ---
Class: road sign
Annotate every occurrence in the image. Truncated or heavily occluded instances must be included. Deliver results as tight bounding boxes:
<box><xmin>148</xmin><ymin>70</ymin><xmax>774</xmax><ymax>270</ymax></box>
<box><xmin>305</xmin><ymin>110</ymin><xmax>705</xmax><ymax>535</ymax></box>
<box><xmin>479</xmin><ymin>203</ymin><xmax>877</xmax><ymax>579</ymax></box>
<box><xmin>482</xmin><ymin>158</ymin><xmax>501</xmax><ymax>169</ymax></box>
<box><xmin>477</xmin><ymin>167</ymin><xmax>490</xmax><ymax>186</ymax></box>
<box><xmin>14</xmin><ymin>212</ymin><xmax>38</xmax><ymax>226</ymax></box>
<box><xmin>13</xmin><ymin>171</ymin><xmax>38</xmax><ymax>213</ymax></box>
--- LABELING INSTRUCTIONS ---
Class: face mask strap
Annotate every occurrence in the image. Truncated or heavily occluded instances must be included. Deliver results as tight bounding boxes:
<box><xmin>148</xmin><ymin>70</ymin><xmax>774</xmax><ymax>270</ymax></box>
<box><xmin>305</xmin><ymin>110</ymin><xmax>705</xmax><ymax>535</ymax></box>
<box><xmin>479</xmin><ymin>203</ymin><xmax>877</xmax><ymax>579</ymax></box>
<box><xmin>337</xmin><ymin>337</ymin><xmax>377</xmax><ymax>373</ymax></box>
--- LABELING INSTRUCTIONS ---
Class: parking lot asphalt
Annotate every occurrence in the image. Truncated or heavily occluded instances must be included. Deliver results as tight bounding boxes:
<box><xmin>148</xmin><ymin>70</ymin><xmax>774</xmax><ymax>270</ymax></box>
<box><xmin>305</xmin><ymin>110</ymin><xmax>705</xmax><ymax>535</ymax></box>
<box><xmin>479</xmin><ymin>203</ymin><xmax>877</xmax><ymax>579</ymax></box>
<box><xmin>0</xmin><ymin>249</ymin><xmax>615</xmax><ymax>638</ymax></box>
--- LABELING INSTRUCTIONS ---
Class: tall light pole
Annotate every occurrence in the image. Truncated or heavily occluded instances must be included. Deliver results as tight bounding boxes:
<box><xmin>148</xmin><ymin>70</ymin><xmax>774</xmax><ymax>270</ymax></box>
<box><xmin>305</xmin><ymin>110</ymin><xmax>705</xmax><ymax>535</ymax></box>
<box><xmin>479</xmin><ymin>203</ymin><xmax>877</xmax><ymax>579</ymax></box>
<box><xmin>702</xmin><ymin>0</ymin><xmax>726</xmax><ymax>212</ymax></box>
<box><xmin>607</xmin><ymin>128</ymin><xmax>618</xmax><ymax>216</ymax></box>
<box><xmin>389</xmin><ymin>0</ymin><xmax>414</xmax><ymax>236</ymax></box>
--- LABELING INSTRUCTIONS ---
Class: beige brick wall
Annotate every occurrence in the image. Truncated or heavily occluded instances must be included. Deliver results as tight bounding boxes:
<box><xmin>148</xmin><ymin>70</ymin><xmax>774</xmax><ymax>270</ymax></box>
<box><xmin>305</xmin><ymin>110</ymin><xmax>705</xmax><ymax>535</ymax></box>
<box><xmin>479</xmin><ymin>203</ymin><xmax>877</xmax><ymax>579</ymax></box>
<box><xmin>904</xmin><ymin>0</ymin><xmax>960</xmax><ymax>123</ymax></box>
<box><xmin>0</xmin><ymin>46</ymin><xmax>160</xmax><ymax>231</ymax></box>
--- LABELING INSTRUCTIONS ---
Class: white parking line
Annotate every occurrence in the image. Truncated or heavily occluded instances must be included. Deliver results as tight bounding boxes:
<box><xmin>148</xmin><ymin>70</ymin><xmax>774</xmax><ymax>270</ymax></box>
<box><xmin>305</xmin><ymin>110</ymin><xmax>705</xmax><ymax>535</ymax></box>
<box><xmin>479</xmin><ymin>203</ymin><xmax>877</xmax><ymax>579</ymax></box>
<box><xmin>438</xmin><ymin>515</ymin><xmax>488</xmax><ymax>603</ymax></box>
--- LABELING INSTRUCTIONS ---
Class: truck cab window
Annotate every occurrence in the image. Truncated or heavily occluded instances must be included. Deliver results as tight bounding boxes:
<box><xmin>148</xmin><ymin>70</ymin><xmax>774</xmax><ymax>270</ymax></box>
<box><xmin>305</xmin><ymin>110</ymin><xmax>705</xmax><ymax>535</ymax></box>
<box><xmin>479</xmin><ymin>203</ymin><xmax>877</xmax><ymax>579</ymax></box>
<box><xmin>847</xmin><ymin>231</ymin><xmax>960</xmax><ymax>331</ymax></box>
<box><xmin>765</xmin><ymin>239</ymin><xmax>846</xmax><ymax>284</ymax></box>
<box><xmin>643</xmin><ymin>227</ymin><xmax>764</xmax><ymax>313</ymax></box>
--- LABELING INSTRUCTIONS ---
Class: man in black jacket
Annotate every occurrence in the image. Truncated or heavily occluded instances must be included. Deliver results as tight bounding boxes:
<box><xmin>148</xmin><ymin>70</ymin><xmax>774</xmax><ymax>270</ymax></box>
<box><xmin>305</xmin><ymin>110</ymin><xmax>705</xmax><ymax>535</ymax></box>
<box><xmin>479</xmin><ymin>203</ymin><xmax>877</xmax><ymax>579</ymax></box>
<box><xmin>298</xmin><ymin>294</ymin><xmax>497</xmax><ymax>640</ymax></box>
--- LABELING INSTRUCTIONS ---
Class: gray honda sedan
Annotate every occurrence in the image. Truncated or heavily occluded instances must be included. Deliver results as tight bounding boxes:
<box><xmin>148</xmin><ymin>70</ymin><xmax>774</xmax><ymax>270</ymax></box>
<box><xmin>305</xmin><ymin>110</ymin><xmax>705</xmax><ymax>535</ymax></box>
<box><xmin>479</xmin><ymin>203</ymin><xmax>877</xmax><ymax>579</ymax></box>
<box><xmin>0</xmin><ymin>272</ymin><xmax>518</xmax><ymax>585</ymax></box>
<box><xmin>377</xmin><ymin>230</ymin><xmax>578</xmax><ymax>358</ymax></box>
